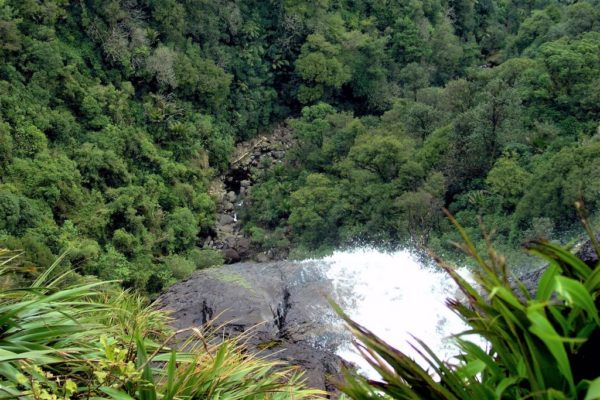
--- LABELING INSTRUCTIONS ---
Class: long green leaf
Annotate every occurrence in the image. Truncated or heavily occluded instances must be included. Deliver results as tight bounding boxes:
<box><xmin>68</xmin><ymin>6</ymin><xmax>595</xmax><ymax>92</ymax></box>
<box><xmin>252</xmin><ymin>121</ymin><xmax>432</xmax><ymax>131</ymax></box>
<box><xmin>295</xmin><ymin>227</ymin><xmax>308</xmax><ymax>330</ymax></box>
<box><xmin>585</xmin><ymin>377</ymin><xmax>600</xmax><ymax>400</ymax></box>
<box><xmin>135</xmin><ymin>332</ymin><xmax>157</xmax><ymax>400</ymax></box>
<box><xmin>527</xmin><ymin>309</ymin><xmax>575</xmax><ymax>392</ymax></box>
<box><xmin>555</xmin><ymin>276</ymin><xmax>599</xmax><ymax>323</ymax></box>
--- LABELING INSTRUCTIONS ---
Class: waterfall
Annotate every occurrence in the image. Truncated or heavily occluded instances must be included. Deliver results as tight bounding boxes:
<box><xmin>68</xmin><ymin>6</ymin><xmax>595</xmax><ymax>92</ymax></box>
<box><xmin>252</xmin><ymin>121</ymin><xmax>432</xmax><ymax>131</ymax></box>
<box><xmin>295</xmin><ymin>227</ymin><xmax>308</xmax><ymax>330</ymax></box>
<box><xmin>306</xmin><ymin>248</ymin><xmax>476</xmax><ymax>377</ymax></box>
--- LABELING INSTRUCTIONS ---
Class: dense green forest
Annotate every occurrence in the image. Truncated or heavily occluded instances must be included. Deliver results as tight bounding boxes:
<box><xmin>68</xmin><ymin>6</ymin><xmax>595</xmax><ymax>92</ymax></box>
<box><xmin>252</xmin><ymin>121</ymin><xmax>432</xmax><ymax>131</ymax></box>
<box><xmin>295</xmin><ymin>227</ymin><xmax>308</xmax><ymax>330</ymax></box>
<box><xmin>2</xmin><ymin>1</ymin><xmax>600</xmax><ymax>398</ymax></box>
<box><xmin>243</xmin><ymin>0</ymin><xmax>600</xmax><ymax>257</ymax></box>
<box><xmin>1</xmin><ymin>0</ymin><xmax>599</xmax><ymax>294</ymax></box>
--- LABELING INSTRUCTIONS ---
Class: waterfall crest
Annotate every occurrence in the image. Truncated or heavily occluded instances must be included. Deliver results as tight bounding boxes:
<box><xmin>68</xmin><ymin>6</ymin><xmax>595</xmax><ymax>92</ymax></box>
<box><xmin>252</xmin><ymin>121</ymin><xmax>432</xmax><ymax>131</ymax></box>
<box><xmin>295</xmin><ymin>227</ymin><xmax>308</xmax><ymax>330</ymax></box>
<box><xmin>306</xmin><ymin>248</ymin><xmax>474</xmax><ymax>376</ymax></box>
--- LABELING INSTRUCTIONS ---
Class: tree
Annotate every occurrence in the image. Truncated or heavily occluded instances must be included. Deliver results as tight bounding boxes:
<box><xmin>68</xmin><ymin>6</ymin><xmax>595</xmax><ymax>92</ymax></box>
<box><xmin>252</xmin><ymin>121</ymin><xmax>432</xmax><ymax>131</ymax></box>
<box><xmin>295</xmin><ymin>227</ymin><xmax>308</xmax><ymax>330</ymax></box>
<box><xmin>539</xmin><ymin>33</ymin><xmax>600</xmax><ymax>118</ymax></box>
<box><xmin>390</xmin><ymin>16</ymin><xmax>430</xmax><ymax>64</ymax></box>
<box><xmin>146</xmin><ymin>45</ymin><xmax>178</xmax><ymax>89</ymax></box>
<box><xmin>486</xmin><ymin>153</ymin><xmax>531</xmax><ymax>210</ymax></box>
<box><xmin>288</xmin><ymin>174</ymin><xmax>347</xmax><ymax>247</ymax></box>
<box><xmin>396</xmin><ymin>171</ymin><xmax>446</xmax><ymax>244</ymax></box>
<box><xmin>514</xmin><ymin>141</ymin><xmax>600</xmax><ymax>228</ymax></box>
<box><xmin>429</xmin><ymin>17</ymin><xmax>464</xmax><ymax>84</ymax></box>
<box><xmin>348</xmin><ymin>134</ymin><xmax>416</xmax><ymax>182</ymax></box>
<box><xmin>174</xmin><ymin>44</ymin><xmax>232</xmax><ymax>107</ymax></box>
<box><xmin>289</xmin><ymin>103</ymin><xmax>337</xmax><ymax>170</ymax></box>
<box><xmin>473</xmin><ymin>79</ymin><xmax>522</xmax><ymax>162</ymax></box>
<box><xmin>513</xmin><ymin>9</ymin><xmax>555</xmax><ymax>52</ymax></box>
<box><xmin>398</xmin><ymin>63</ymin><xmax>431</xmax><ymax>100</ymax></box>
<box><xmin>448</xmin><ymin>0</ymin><xmax>476</xmax><ymax>38</ymax></box>
<box><xmin>164</xmin><ymin>207</ymin><xmax>199</xmax><ymax>254</ymax></box>
<box><xmin>12</xmin><ymin>124</ymin><xmax>47</xmax><ymax>157</ymax></box>
<box><xmin>441</xmin><ymin>79</ymin><xmax>473</xmax><ymax>113</ymax></box>
<box><xmin>7</xmin><ymin>153</ymin><xmax>83</xmax><ymax>220</ymax></box>
<box><xmin>400</xmin><ymin>101</ymin><xmax>440</xmax><ymax>142</ymax></box>
<box><xmin>295</xmin><ymin>34</ymin><xmax>351</xmax><ymax>103</ymax></box>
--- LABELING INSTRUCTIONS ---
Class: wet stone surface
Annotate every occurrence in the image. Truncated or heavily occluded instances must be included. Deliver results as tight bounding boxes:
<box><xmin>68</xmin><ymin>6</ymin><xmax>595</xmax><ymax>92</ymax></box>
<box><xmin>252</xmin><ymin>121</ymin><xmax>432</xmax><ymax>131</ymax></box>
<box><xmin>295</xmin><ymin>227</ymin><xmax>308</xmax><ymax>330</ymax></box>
<box><xmin>157</xmin><ymin>260</ymin><xmax>345</xmax><ymax>395</ymax></box>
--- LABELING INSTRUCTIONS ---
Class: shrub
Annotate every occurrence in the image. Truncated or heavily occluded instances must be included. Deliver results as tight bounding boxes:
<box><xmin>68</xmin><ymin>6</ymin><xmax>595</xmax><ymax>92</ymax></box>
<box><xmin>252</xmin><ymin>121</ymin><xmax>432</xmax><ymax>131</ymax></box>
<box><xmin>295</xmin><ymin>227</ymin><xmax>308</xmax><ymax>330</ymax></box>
<box><xmin>0</xmin><ymin>249</ymin><xmax>324</xmax><ymax>399</ymax></box>
<box><xmin>188</xmin><ymin>247</ymin><xmax>224</xmax><ymax>270</ymax></box>
<box><xmin>162</xmin><ymin>254</ymin><xmax>195</xmax><ymax>280</ymax></box>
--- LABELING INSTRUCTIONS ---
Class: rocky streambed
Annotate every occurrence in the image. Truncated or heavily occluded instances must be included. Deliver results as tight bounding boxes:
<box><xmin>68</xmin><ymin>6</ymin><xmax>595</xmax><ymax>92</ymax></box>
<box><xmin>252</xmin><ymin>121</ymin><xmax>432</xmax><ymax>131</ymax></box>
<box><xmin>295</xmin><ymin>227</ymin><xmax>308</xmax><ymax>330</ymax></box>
<box><xmin>204</xmin><ymin>125</ymin><xmax>295</xmax><ymax>263</ymax></box>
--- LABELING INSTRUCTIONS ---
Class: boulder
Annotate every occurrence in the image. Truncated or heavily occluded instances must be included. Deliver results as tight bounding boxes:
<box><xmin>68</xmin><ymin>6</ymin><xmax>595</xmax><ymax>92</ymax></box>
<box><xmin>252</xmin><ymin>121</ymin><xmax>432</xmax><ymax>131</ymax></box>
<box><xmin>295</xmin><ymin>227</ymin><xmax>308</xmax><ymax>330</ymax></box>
<box><xmin>227</xmin><ymin>191</ymin><xmax>237</xmax><ymax>203</ymax></box>
<box><xmin>235</xmin><ymin>237</ymin><xmax>252</xmax><ymax>256</ymax></box>
<box><xmin>222</xmin><ymin>248</ymin><xmax>240</xmax><ymax>263</ymax></box>
<box><xmin>576</xmin><ymin>233</ymin><xmax>600</xmax><ymax>267</ymax></box>
<box><xmin>255</xmin><ymin>252</ymin><xmax>270</xmax><ymax>263</ymax></box>
<box><xmin>218</xmin><ymin>214</ymin><xmax>235</xmax><ymax>226</ymax></box>
<box><xmin>218</xmin><ymin>224</ymin><xmax>235</xmax><ymax>235</ymax></box>
<box><xmin>158</xmin><ymin>261</ymin><xmax>343</xmax><ymax>394</ymax></box>
<box><xmin>518</xmin><ymin>234</ymin><xmax>600</xmax><ymax>297</ymax></box>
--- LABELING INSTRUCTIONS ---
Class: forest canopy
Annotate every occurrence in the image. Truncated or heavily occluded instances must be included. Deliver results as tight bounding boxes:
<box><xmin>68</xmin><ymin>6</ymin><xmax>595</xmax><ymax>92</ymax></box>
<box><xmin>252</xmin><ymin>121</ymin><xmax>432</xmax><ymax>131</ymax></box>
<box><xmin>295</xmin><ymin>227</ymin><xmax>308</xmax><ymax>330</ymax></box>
<box><xmin>1</xmin><ymin>0</ymin><xmax>599</xmax><ymax>293</ymax></box>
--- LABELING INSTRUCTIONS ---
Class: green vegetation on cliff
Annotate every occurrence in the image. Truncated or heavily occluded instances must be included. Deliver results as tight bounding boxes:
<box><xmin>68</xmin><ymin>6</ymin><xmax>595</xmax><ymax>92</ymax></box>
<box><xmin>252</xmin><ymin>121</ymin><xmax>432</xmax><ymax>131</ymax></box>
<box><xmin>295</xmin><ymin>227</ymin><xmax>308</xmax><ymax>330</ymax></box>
<box><xmin>1</xmin><ymin>0</ymin><xmax>600</xmax><ymax>294</ymax></box>
<box><xmin>4</xmin><ymin>1</ymin><xmax>600</xmax><ymax>396</ymax></box>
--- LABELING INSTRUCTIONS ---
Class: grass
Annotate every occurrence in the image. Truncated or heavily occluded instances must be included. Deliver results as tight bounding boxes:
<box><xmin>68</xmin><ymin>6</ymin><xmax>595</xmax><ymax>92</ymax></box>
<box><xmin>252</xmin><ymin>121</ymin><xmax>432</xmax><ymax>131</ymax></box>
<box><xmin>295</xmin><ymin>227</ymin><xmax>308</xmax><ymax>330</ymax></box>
<box><xmin>0</xmin><ymin>249</ymin><xmax>324</xmax><ymax>399</ymax></box>
<box><xmin>208</xmin><ymin>269</ymin><xmax>254</xmax><ymax>291</ymax></box>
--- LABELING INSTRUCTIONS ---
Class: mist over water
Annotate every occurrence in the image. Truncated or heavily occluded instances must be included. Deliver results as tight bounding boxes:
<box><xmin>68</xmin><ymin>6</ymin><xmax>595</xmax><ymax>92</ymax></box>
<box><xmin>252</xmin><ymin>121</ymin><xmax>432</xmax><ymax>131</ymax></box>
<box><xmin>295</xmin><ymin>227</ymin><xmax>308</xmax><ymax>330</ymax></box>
<box><xmin>307</xmin><ymin>248</ymin><xmax>475</xmax><ymax>377</ymax></box>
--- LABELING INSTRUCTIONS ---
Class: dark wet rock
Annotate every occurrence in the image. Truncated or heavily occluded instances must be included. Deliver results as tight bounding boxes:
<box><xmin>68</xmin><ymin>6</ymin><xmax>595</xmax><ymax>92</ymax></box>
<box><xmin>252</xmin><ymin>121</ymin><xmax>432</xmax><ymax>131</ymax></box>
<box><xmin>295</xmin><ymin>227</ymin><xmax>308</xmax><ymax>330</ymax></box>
<box><xmin>227</xmin><ymin>191</ymin><xmax>237</xmax><ymax>203</ymax></box>
<box><xmin>222</xmin><ymin>248</ymin><xmax>240</xmax><ymax>263</ymax></box>
<box><xmin>218</xmin><ymin>214</ymin><xmax>235</xmax><ymax>226</ymax></box>
<box><xmin>219</xmin><ymin>224</ymin><xmax>235</xmax><ymax>235</ymax></box>
<box><xmin>517</xmin><ymin>267</ymin><xmax>547</xmax><ymax>298</ymax></box>
<box><xmin>158</xmin><ymin>261</ymin><xmax>344</xmax><ymax>395</ymax></box>
<box><xmin>223</xmin><ymin>236</ymin><xmax>240</xmax><ymax>248</ymax></box>
<box><xmin>518</xmin><ymin>235</ymin><xmax>600</xmax><ymax>297</ymax></box>
<box><xmin>235</xmin><ymin>237</ymin><xmax>252</xmax><ymax>256</ymax></box>
<box><xmin>576</xmin><ymin>233</ymin><xmax>600</xmax><ymax>267</ymax></box>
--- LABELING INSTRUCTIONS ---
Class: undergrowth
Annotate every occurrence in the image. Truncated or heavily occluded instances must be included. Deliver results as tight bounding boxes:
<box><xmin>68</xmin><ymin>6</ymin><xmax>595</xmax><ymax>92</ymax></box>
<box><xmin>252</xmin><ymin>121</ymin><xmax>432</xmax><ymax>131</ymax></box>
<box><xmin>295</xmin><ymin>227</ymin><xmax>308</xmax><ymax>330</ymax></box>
<box><xmin>0</xmin><ymin>251</ymin><xmax>323</xmax><ymax>399</ymax></box>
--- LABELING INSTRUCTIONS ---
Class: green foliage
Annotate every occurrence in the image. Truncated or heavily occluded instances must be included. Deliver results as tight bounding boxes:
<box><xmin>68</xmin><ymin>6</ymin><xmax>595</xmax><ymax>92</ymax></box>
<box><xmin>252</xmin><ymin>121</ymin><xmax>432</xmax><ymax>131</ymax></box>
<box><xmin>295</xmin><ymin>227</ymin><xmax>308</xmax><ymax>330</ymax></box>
<box><xmin>161</xmin><ymin>254</ymin><xmax>195</xmax><ymax>280</ymax></box>
<box><xmin>0</xmin><ymin>251</ymin><xmax>324</xmax><ymax>399</ymax></box>
<box><xmin>486</xmin><ymin>153</ymin><xmax>531</xmax><ymax>210</ymax></box>
<box><xmin>187</xmin><ymin>248</ymin><xmax>224</xmax><ymax>270</ymax></box>
<box><xmin>164</xmin><ymin>207</ymin><xmax>199</xmax><ymax>254</ymax></box>
<box><xmin>3</xmin><ymin>0</ymin><xmax>600</xmax><ymax>288</ymax></box>
<box><xmin>289</xmin><ymin>174</ymin><xmax>347</xmax><ymax>247</ymax></box>
<box><xmin>336</xmin><ymin>217</ymin><xmax>600</xmax><ymax>400</ymax></box>
<box><xmin>246</xmin><ymin>0</ymin><xmax>600</xmax><ymax>254</ymax></box>
<box><xmin>296</xmin><ymin>34</ymin><xmax>351</xmax><ymax>103</ymax></box>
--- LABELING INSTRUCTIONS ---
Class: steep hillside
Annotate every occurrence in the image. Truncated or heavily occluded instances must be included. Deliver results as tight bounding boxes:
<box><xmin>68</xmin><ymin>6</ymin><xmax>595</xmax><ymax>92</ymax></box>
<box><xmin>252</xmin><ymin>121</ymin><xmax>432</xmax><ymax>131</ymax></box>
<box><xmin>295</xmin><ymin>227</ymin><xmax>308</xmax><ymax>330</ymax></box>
<box><xmin>1</xmin><ymin>0</ymin><xmax>599</xmax><ymax>294</ymax></box>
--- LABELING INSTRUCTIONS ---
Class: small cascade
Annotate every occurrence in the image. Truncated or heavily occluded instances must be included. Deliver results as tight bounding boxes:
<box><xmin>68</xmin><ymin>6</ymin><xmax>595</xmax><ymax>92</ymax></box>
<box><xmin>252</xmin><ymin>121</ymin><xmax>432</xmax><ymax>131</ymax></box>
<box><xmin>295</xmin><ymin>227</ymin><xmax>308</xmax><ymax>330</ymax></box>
<box><xmin>205</xmin><ymin>125</ymin><xmax>295</xmax><ymax>263</ymax></box>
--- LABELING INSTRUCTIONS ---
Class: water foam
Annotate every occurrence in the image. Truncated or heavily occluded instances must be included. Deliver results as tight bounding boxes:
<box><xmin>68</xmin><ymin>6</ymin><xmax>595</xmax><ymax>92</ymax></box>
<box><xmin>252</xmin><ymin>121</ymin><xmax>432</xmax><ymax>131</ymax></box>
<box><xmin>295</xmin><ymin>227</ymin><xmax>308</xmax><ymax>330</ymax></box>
<box><xmin>310</xmin><ymin>248</ymin><xmax>474</xmax><ymax>376</ymax></box>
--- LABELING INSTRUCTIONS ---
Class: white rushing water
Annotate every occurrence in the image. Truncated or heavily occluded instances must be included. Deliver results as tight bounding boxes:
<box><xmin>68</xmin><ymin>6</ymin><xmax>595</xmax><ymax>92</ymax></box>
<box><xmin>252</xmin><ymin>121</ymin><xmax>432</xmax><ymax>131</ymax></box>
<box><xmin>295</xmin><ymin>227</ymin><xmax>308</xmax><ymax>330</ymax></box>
<box><xmin>312</xmin><ymin>248</ymin><xmax>475</xmax><ymax>377</ymax></box>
